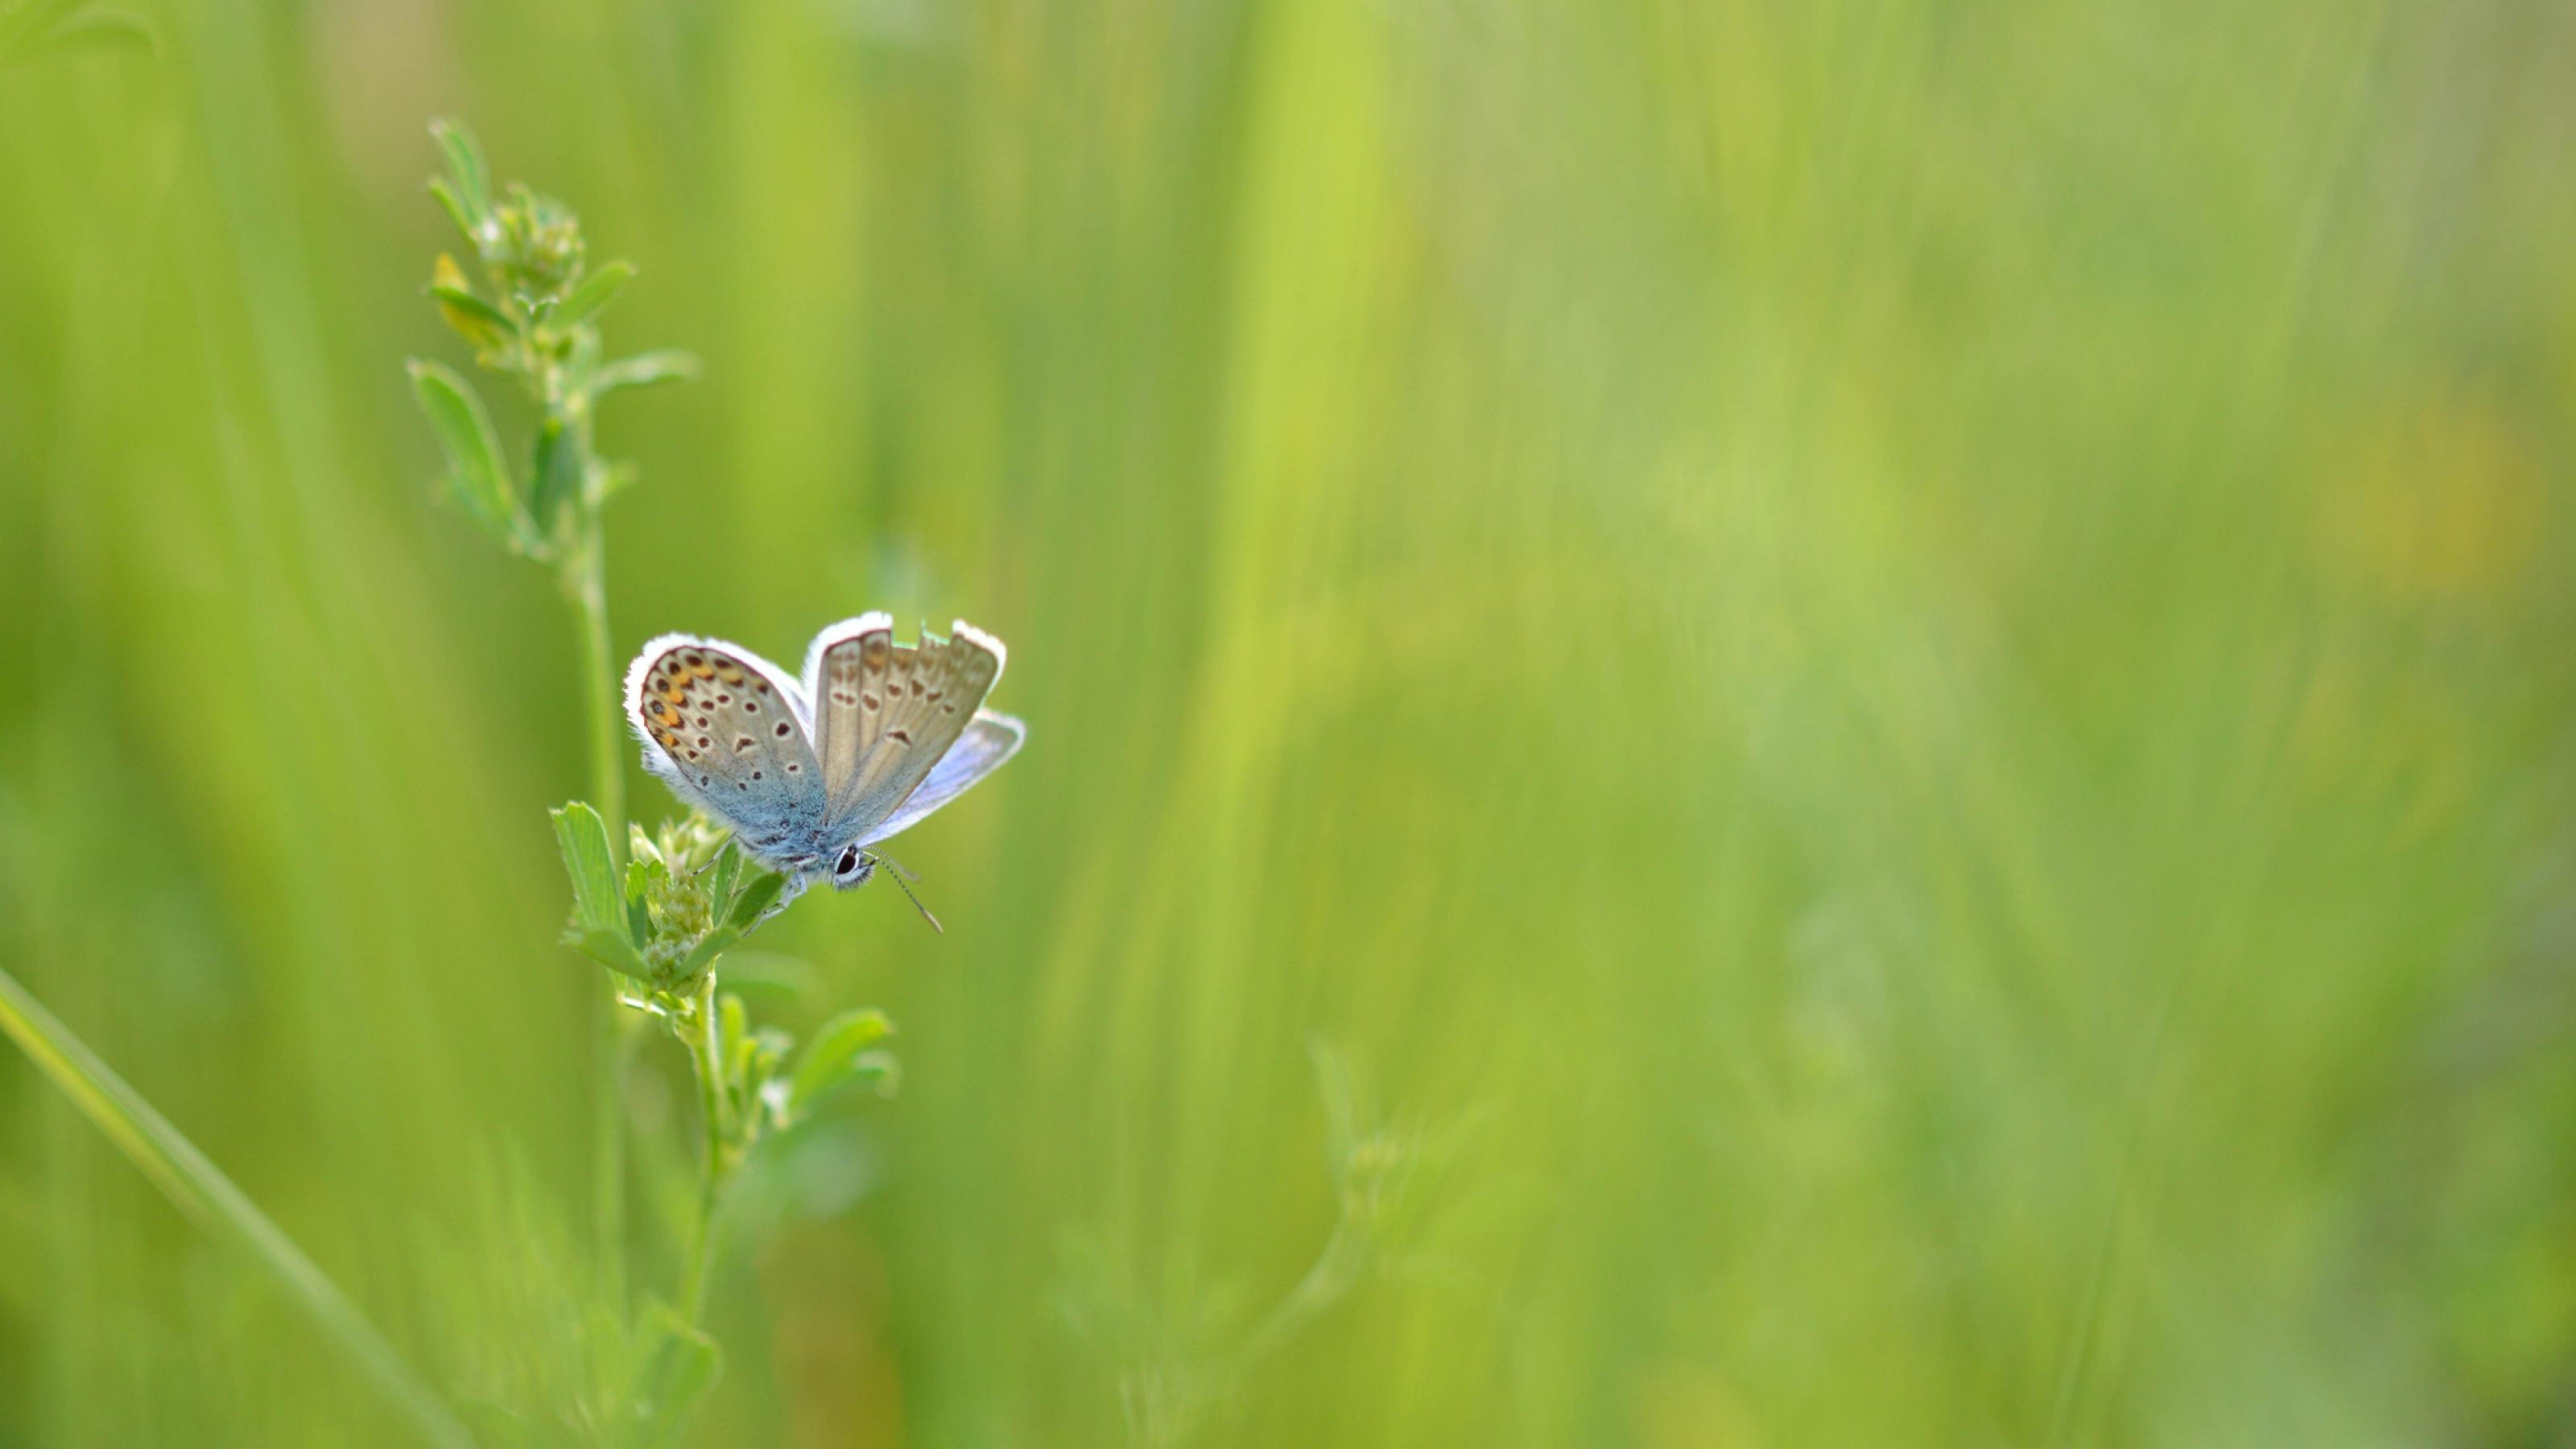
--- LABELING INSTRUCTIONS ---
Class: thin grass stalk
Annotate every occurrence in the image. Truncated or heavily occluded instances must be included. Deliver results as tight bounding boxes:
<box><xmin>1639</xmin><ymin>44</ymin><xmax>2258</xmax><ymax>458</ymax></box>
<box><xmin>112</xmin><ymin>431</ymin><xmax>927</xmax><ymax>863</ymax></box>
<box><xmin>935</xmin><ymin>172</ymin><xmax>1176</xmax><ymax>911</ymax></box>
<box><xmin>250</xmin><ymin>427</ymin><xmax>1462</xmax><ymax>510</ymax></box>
<box><xmin>0</xmin><ymin>964</ymin><xmax>473</xmax><ymax>1449</ymax></box>
<box><xmin>675</xmin><ymin>974</ymin><xmax>731</xmax><ymax>1328</ymax></box>
<box><xmin>563</xmin><ymin>501</ymin><xmax>631</xmax><ymax>1315</ymax></box>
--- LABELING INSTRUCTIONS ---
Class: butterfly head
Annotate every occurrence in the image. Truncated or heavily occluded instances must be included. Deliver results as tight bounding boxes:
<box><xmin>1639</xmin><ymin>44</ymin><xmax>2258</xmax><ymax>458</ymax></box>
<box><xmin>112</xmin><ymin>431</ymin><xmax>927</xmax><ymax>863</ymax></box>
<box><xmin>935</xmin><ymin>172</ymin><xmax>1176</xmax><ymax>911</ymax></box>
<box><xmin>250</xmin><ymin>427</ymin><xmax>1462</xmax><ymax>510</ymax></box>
<box><xmin>830</xmin><ymin>844</ymin><xmax>877</xmax><ymax>891</ymax></box>
<box><xmin>832</xmin><ymin>845</ymin><xmax>944</xmax><ymax>933</ymax></box>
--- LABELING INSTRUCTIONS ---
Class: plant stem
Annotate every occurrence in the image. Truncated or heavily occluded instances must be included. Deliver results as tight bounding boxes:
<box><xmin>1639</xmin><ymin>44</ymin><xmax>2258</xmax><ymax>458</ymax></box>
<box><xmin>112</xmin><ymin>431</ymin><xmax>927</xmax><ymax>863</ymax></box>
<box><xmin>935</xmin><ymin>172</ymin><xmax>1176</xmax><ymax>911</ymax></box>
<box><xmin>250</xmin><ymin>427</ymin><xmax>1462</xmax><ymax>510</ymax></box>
<box><xmin>560</xmin><ymin>440</ymin><xmax>632</xmax><ymax>1317</ymax></box>
<box><xmin>1238</xmin><ymin>1214</ymin><xmax>1365</xmax><ymax>1371</ymax></box>
<box><xmin>0</xmin><ymin>964</ymin><xmax>474</xmax><ymax>1449</ymax></box>
<box><xmin>564</xmin><ymin>516</ymin><xmax>625</xmax><ymax>856</ymax></box>
<box><xmin>676</xmin><ymin>974</ymin><xmax>732</xmax><ymax>1327</ymax></box>
<box><xmin>674</xmin><ymin>1154</ymin><xmax>724</xmax><ymax>1329</ymax></box>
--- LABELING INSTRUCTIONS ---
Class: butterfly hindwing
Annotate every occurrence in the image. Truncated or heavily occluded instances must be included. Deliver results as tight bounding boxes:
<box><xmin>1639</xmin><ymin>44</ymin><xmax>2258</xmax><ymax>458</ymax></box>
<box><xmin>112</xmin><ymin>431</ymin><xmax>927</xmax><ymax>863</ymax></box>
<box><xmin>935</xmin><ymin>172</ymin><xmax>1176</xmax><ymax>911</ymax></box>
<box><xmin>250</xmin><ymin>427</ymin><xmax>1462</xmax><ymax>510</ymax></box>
<box><xmin>625</xmin><ymin>635</ymin><xmax>828</xmax><ymax>863</ymax></box>
<box><xmin>856</xmin><ymin>710</ymin><xmax>1026</xmax><ymax>847</ymax></box>
<box><xmin>802</xmin><ymin>617</ymin><xmax>1008</xmax><ymax>840</ymax></box>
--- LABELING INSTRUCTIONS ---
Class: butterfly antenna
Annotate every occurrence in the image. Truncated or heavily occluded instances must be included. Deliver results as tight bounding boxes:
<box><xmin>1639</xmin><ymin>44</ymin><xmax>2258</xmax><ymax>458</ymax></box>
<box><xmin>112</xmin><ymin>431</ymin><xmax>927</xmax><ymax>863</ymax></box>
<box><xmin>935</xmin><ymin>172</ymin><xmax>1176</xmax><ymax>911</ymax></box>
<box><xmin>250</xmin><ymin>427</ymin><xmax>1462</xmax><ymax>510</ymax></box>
<box><xmin>869</xmin><ymin>852</ymin><xmax>943</xmax><ymax>933</ymax></box>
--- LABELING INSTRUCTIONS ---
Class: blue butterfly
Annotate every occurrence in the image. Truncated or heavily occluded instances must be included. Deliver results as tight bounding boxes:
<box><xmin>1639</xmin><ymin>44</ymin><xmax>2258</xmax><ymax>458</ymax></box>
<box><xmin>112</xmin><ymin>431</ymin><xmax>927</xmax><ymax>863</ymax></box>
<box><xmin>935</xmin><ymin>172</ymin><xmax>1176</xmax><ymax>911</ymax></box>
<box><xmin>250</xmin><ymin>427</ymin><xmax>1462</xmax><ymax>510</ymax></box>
<box><xmin>625</xmin><ymin>614</ymin><xmax>1024</xmax><ymax>903</ymax></box>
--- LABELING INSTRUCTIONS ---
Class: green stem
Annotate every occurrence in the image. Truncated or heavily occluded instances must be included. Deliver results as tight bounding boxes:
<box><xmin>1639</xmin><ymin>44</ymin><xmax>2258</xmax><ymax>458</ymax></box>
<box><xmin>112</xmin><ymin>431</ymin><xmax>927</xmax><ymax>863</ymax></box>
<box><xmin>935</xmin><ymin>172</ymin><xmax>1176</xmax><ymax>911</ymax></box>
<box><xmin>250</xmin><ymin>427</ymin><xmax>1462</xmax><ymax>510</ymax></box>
<box><xmin>1237</xmin><ymin>1214</ymin><xmax>1364</xmax><ymax>1371</ymax></box>
<box><xmin>561</xmin><ymin>452</ymin><xmax>632</xmax><ymax>1318</ymax></box>
<box><xmin>675</xmin><ymin>974</ymin><xmax>732</xmax><ymax>1327</ymax></box>
<box><xmin>0</xmin><ymin>965</ymin><xmax>473</xmax><ymax>1449</ymax></box>
<box><xmin>674</xmin><ymin>1155</ymin><xmax>724</xmax><ymax>1329</ymax></box>
<box><xmin>564</xmin><ymin>515</ymin><xmax>625</xmax><ymax>855</ymax></box>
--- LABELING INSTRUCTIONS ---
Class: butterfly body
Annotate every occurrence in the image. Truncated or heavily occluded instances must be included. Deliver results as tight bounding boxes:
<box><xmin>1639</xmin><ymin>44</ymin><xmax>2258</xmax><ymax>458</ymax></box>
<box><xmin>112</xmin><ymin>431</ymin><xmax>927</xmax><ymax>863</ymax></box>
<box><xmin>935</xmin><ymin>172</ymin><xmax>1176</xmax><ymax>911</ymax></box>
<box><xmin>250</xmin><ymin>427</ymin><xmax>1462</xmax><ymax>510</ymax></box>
<box><xmin>624</xmin><ymin>614</ymin><xmax>1023</xmax><ymax>890</ymax></box>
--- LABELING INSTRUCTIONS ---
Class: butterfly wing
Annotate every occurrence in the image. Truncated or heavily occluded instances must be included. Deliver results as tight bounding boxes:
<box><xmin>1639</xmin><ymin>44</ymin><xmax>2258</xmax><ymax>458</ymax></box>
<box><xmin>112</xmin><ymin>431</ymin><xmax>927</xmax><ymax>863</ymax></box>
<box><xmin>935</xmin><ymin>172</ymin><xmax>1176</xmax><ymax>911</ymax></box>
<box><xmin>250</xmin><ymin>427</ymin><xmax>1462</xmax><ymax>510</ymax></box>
<box><xmin>625</xmin><ymin>634</ymin><xmax>829</xmax><ymax>867</ymax></box>
<box><xmin>801</xmin><ymin>615</ymin><xmax>1009</xmax><ymax>840</ymax></box>
<box><xmin>856</xmin><ymin>710</ymin><xmax>1026</xmax><ymax>848</ymax></box>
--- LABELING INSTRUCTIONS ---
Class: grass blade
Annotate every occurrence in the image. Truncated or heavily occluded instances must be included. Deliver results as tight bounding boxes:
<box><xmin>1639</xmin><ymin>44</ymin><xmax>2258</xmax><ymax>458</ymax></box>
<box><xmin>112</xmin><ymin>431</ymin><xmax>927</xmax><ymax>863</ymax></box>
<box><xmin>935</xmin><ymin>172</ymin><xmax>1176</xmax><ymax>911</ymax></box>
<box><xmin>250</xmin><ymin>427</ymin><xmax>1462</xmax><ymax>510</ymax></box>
<box><xmin>0</xmin><ymin>964</ymin><xmax>474</xmax><ymax>1449</ymax></box>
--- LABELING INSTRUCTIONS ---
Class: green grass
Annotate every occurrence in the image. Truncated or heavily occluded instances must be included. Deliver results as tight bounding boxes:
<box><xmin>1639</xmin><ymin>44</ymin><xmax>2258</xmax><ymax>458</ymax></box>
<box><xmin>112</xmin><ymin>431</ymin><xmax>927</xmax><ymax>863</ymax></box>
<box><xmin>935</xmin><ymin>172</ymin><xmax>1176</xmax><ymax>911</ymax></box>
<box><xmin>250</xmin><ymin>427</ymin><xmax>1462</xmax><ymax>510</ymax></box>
<box><xmin>4</xmin><ymin>0</ymin><xmax>2575</xmax><ymax>1443</ymax></box>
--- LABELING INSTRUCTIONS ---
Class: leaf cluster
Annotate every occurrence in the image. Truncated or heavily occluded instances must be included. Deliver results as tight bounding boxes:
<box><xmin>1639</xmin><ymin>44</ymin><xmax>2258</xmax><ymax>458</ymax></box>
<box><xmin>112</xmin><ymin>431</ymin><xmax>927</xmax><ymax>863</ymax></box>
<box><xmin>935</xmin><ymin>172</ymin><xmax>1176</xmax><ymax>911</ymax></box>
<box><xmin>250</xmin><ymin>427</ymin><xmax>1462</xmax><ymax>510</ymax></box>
<box><xmin>552</xmin><ymin>803</ymin><xmax>898</xmax><ymax>1149</ymax></box>
<box><xmin>407</xmin><ymin>119</ymin><xmax>698</xmax><ymax>561</ymax></box>
<box><xmin>551</xmin><ymin>805</ymin><xmax>787</xmax><ymax>996</ymax></box>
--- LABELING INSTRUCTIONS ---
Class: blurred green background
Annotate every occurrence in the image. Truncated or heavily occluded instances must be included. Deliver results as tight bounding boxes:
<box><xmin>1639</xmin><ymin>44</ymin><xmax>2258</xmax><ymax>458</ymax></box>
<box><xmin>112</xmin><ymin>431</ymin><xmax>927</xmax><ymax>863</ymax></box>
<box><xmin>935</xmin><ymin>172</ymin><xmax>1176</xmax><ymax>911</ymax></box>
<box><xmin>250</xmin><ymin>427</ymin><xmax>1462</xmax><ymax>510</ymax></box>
<box><xmin>5</xmin><ymin>0</ymin><xmax>2575</xmax><ymax>1443</ymax></box>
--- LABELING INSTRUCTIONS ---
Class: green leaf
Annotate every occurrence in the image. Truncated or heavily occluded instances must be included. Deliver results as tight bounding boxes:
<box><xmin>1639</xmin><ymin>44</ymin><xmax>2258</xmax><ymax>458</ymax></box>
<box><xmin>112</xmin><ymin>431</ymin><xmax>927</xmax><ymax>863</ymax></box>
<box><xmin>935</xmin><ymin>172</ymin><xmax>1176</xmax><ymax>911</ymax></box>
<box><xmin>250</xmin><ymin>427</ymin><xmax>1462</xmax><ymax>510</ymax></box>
<box><xmin>563</xmin><ymin>928</ymin><xmax>653</xmax><ymax>985</ymax></box>
<box><xmin>428</xmin><ymin>256</ymin><xmax>492</xmax><ymax>336</ymax></box>
<box><xmin>428</xmin><ymin>279</ymin><xmax>512</xmax><ymax>337</ymax></box>
<box><xmin>594</xmin><ymin>349</ymin><xmax>702</xmax><ymax>395</ymax></box>
<box><xmin>527</xmin><ymin>415</ymin><xmax>583</xmax><ymax>531</ymax></box>
<box><xmin>427</xmin><ymin>118</ymin><xmax>491</xmax><ymax>228</ymax></box>
<box><xmin>550</xmin><ymin>259</ymin><xmax>635</xmax><ymax>332</ymax></box>
<box><xmin>621</xmin><ymin>857</ymin><xmax>658</xmax><ymax>948</ymax></box>
<box><xmin>707</xmin><ymin>845</ymin><xmax>742</xmax><ymax>915</ymax></box>
<box><xmin>407</xmin><ymin>360</ymin><xmax>529</xmax><ymax>548</ymax></box>
<box><xmin>553</xmin><ymin>803</ymin><xmax>650</xmax><ymax>980</ymax></box>
<box><xmin>626</xmin><ymin>1301</ymin><xmax>722</xmax><ymax>1447</ymax></box>
<box><xmin>786</xmin><ymin>1009</ymin><xmax>897</xmax><ymax>1117</ymax></box>
<box><xmin>425</xmin><ymin>178</ymin><xmax>476</xmax><ymax>243</ymax></box>
<box><xmin>675</xmin><ymin>927</ymin><xmax>737</xmax><ymax>979</ymax></box>
<box><xmin>552</xmin><ymin>803</ymin><xmax>621</xmax><ymax>929</ymax></box>
<box><xmin>724</xmin><ymin>869</ymin><xmax>786</xmax><ymax>932</ymax></box>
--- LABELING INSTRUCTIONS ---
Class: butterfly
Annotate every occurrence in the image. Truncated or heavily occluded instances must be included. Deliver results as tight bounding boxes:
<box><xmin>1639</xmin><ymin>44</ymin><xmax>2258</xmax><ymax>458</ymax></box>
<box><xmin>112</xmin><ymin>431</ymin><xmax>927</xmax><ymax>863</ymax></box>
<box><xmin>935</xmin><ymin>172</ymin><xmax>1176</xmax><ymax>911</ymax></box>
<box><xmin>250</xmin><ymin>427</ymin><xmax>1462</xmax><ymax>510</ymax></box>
<box><xmin>624</xmin><ymin>614</ymin><xmax>1025</xmax><ymax>905</ymax></box>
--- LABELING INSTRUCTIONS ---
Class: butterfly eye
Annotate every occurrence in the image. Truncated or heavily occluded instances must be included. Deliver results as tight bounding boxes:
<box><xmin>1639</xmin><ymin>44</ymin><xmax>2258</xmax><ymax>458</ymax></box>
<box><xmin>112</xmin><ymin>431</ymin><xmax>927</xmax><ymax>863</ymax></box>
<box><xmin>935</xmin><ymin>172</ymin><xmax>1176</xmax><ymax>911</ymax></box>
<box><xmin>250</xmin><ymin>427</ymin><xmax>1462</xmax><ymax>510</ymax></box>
<box><xmin>836</xmin><ymin>846</ymin><xmax>861</xmax><ymax>876</ymax></box>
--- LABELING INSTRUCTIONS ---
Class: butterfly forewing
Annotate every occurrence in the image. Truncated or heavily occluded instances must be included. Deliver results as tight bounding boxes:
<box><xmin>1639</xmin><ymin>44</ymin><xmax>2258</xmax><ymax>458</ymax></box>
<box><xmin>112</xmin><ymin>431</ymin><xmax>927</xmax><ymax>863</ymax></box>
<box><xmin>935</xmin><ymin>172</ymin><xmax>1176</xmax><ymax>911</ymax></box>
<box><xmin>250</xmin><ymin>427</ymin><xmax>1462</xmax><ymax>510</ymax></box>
<box><xmin>625</xmin><ymin>636</ymin><xmax>828</xmax><ymax>861</ymax></box>
<box><xmin>801</xmin><ymin>612</ymin><xmax>894</xmax><ymax>808</ymax></box>
<box><xmin>803</xmin><ymin>617</ymin><xmax>1007</xmax><ymax>839</ymax></box>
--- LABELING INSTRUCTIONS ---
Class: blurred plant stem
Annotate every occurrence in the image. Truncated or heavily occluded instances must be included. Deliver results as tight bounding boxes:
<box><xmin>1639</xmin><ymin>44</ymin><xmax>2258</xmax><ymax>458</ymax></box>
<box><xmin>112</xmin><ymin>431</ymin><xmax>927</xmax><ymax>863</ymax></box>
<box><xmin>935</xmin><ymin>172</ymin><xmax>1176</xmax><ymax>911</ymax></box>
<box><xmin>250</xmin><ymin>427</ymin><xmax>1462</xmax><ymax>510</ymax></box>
<box><xmin>568</xmin><ymin>489</ymin><xmax>632</xmax><ymax>1321</ymax></box>
<box><xmin>1084</xmin><ymin>1046</ymin><xmax>1466</xmax><ymax>1449</ymax></box>
<box><xmin>0</xmin><ymin>964</ymin><xmax>473</xmax><ymax>1448</ymax></box>
<box><xmin>559</xmin><ymin>813</ymin><xmax>897</xmax><ymax>1341</ymax></box>
<box><xmin>675</xmin><ymin>973</ymin><xmax>734</xmax><ymax>1328</ymax></box>
<box><xmin>409</xmin><ymin>116</ymin><xmax>704</xmax><ymax>1319</ymax></box>
<box><xmin>564</xmin><ymin>515</ymin><xmax>625</xmax><ymax>862</ymax></box>
<box><xmin>423</xmin><ymin>121</ymin><xmax>896</xmax><ymax>1427</ymax></box>
<box><xmin>1235</xmin><ymin>1213</ymin><xmax>1367</xmax><ymax>1372</ymax></box>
